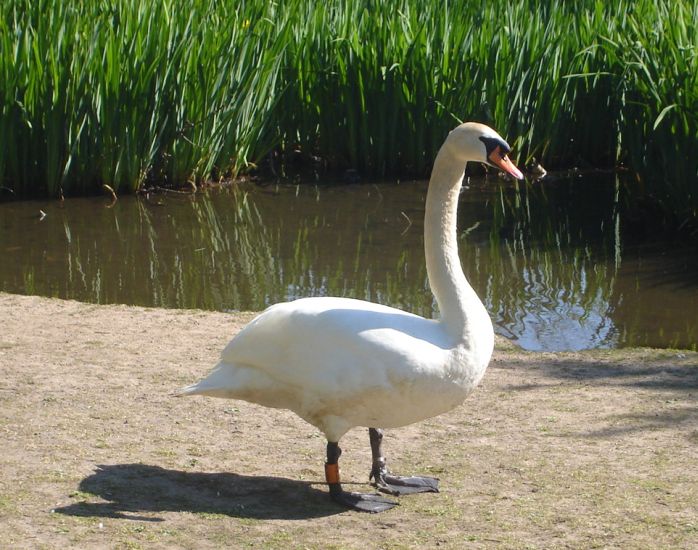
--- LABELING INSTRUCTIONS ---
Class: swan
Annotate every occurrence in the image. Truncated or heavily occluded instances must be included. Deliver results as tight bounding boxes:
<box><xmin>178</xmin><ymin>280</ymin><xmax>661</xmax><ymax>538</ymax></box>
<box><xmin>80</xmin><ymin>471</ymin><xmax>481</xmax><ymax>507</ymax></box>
<box><xmin>177</xmin><ymin>122</ymin><xmax>523</xmax><ymax>512</ymax></box>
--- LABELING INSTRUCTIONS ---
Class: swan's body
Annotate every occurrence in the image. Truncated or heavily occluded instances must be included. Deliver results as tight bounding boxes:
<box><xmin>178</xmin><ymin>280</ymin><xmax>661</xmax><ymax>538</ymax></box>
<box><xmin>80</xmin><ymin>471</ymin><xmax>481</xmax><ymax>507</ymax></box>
<box><xmin>179</xmin><ymin>122</ymin><xmax>523</xmax><ymax>512</ymax></box>
<box><xmin>186</xmin><ymin>296</ymin><xmax>489</xmax><ymax>441</ymax></box>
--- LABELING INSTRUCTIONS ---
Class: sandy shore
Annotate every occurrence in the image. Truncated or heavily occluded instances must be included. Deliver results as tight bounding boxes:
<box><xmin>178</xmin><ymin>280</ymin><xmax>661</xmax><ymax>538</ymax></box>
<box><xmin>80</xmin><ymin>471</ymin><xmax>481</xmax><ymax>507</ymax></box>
<box><xmin>1</xmin><ymin>292</ymin><xmax>696</xmax><ymax>549</ymax></box>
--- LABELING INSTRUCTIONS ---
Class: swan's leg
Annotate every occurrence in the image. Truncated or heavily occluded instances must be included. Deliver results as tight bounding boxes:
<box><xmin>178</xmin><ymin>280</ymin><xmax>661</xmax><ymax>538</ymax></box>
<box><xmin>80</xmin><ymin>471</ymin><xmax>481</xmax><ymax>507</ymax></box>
<box><xmin>368</xmin><ymin>428</ymin><xmax>439</xmax><ymax>495</ymax></box>
<box><xmin>325</xmin><ymin>441</ymin><xmax>397</xmax><ymax>513</ymax></box>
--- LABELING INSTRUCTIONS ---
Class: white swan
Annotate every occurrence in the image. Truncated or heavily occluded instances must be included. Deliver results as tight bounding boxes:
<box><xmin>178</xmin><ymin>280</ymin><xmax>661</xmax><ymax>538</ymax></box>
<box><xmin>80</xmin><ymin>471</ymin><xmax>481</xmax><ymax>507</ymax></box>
<box><xmin>178</xmin><ymin>122</ymin><xmax>523</xmax><ymax>512</ymax></box>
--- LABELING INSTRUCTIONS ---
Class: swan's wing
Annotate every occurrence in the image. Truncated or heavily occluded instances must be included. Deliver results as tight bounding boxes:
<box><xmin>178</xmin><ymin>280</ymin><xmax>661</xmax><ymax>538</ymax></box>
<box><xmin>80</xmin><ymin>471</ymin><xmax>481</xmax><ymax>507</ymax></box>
<box><xmin>180</xmin><ymin>297</ymin><xmax>465</xmax><ymax>439</ymax></box>
<box><xmin>217</xmin><ymin>297</ymin><xmax>451</xmax><ymax>394</ymax></box>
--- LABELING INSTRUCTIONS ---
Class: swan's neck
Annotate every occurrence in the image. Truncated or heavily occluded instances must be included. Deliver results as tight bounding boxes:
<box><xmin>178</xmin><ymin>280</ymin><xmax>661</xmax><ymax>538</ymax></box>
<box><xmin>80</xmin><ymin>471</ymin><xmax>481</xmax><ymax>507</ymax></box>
<box><xmin>424</xmin><ymin>147</ymin><xmax>492</xmax><ymax>347</ymax></box>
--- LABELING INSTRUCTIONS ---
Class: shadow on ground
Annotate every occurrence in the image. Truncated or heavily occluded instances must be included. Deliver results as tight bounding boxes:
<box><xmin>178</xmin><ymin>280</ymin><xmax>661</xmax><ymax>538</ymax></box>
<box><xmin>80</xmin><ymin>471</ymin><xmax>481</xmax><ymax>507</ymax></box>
<box><xmin>580</xmin><ymin>408</ymin><xmax>698</xmax><ymax>438</ymax></box>
<box><xmin>54</xmin><ymin>464</ymin><xmax>342</xmax><ymax>520</ymax></box>
<box><xmin>498</xmin><ymin>353</ymin><xmax>698</xmax><ymax>440</ymax></box>
<box><xmin>502</xmin><ymin>355</ymin><xmax>698</xmax><ymax>390</ymax></box>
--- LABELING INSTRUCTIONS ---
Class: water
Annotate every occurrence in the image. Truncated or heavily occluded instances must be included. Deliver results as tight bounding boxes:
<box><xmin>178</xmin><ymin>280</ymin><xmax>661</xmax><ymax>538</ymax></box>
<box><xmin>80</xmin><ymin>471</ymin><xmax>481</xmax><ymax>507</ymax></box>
<box><xmin>1</xmin><ymin>174</ymin><xmax>696</xmax><ymax>351</ymax></box>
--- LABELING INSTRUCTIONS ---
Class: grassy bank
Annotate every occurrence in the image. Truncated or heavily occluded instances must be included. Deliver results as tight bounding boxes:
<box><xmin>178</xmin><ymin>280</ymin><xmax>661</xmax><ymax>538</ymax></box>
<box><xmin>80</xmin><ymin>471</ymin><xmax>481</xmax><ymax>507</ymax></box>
<box><xmin>2</xmin><ymin>292</ymin><xmax>697</xmax><ymax>548</ymax></box>
<box><xmin>1</xmin><ymin>0</ymin><xmax>696</xmax><ymax>229</ymax></box>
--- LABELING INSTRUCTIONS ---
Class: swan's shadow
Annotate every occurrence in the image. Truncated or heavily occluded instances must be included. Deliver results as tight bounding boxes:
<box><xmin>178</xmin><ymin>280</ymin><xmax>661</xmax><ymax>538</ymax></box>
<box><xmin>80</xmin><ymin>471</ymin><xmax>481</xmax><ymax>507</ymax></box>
<box><xmin>54</xmin><ymin>464</ymin><xmax>340</xmax><ymax>520</ymax></box>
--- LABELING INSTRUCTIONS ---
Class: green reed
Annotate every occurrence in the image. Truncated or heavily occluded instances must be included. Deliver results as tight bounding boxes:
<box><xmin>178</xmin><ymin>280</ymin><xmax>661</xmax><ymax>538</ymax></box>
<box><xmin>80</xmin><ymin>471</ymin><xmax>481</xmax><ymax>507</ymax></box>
<box><xmin>604</xmin><ymin>1</ymin><xmax>698</xmax><ymax>229</ymax></box>
<box><xmin>1</xmin><ymin>0</ymin><xmax>696</xmax><ymax>230</ymax></box>
<box><xmin>0</xmin><ymin>0</ymin><xmax>287</xmax><ymax>196</ymax></box>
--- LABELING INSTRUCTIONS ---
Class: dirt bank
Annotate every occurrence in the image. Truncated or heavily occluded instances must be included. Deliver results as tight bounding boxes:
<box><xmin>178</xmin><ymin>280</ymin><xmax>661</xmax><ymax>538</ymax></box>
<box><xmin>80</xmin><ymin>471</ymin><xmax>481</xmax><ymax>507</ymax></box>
<box><xmin>0</xmin><ymin>292</ymin><xmax>696</xmax><ymax>549</ymax></box>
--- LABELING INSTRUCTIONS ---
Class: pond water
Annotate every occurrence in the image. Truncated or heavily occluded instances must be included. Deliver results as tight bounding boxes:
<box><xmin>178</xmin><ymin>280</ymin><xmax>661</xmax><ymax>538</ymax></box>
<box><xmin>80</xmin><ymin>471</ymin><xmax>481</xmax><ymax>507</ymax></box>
<box><xmin>1</xmin><ymin>173</ymin><xmax>696</xmax><ymax>351</ymax></box>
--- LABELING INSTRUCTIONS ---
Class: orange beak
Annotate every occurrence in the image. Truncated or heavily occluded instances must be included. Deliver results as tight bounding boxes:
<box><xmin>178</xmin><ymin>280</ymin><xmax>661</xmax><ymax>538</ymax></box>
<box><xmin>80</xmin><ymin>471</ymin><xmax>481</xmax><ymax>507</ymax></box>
<box><xmin>488</xmin><ymin>146</ymin><xmax>524</xmax><ymax>180</ymax></box>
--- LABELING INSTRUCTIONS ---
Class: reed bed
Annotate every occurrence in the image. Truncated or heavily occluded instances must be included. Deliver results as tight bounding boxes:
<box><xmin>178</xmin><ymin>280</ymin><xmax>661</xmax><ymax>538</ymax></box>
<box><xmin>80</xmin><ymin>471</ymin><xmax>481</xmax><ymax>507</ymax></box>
<box><xmin>1</xmin><ymin>0</ymin><xmax>696</xmax><ymax>229</ymax></box>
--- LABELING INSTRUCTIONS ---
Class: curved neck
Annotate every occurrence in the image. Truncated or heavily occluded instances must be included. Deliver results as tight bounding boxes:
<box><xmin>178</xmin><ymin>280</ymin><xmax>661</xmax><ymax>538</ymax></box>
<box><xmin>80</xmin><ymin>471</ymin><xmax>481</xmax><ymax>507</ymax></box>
<box><xmin>424</xmin><ymin>147</ymin><xmax>489</xmax><ymax>342</ymax></box>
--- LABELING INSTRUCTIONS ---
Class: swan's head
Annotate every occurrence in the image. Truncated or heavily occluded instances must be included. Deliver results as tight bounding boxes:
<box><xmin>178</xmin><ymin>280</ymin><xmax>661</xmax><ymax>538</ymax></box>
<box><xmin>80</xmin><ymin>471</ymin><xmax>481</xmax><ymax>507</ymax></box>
<box><xmin>446</xmin><ymin>122</ymin><xmax>523</xmax><ymax>180</ymax></box>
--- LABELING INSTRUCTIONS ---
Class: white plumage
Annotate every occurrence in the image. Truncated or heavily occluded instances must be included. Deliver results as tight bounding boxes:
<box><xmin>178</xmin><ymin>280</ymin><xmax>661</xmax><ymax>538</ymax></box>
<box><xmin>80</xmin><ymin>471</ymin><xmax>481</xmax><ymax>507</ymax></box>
<box><xmin>182</xmin><ymin>297</ymin><xmax>474</xmax><ymax>440</ymax></box>
<box><xmin>178</xmin><ymin>122</ymin><xmax>523</xmax><ymax>511</ymax></box>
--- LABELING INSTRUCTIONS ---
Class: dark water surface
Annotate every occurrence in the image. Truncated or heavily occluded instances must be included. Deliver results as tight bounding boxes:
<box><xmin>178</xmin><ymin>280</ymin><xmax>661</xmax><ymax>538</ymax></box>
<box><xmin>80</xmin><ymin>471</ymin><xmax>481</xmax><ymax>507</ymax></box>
<box><xmin>1</xmin><ymin>174</ymin><xmax>696</xmax><ymax>351</ymax></box>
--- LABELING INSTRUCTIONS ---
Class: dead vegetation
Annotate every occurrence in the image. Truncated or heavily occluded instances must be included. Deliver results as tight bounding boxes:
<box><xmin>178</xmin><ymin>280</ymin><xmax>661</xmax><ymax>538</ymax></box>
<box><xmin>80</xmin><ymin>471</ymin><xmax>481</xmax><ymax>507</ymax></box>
<box><xmin>1</xmin><ymin>292</ymin><xmax>696</xmax><ymax>549</ymax></box>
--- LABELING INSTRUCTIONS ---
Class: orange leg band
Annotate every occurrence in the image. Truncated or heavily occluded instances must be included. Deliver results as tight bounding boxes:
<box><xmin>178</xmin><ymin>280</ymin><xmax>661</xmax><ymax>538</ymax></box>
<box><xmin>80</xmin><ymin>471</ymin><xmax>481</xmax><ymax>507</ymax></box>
<box><xmin>324</xmin><ymin>463</ymin><xmax>340</xmax><ymax>484</ymax></box>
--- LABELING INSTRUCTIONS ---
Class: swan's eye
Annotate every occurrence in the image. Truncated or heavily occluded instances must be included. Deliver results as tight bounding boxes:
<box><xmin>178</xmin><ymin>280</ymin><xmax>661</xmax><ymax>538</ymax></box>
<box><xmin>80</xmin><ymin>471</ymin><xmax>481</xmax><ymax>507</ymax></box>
<box><xmin>488</xmin><ymin>147</ymin><xmax>504</xmax><ymax>164</ymax></box>
<box><xmin>479</xmin><ymin>136</ymin><xmax>511</xmax><ymax>158</ymax></box>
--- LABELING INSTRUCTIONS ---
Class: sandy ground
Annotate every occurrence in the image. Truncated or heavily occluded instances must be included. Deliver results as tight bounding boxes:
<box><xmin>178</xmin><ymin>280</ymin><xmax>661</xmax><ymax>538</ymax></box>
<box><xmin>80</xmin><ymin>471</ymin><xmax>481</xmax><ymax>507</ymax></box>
<box><xmin>0</xmin><ymin>292</ymin><xmax>696</xmax><ymax>549</ymax></box>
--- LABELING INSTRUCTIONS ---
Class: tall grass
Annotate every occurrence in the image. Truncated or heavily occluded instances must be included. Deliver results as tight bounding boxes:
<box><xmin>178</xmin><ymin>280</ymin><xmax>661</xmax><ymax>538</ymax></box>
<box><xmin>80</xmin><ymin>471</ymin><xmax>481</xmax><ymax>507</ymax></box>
<box><xmin>1</xmin><ymin>0</ymin><xmax>696</xmax><ymax>230</ymax></box>
<box><xmin>0</xmin><ymin>0</ymin><xmax>287</xmax><ymax>195</ymax></box>
<box><xmin>605</xmin><ymin>1</ymin><xmax>698</xmax><ymax>229</ymax></box>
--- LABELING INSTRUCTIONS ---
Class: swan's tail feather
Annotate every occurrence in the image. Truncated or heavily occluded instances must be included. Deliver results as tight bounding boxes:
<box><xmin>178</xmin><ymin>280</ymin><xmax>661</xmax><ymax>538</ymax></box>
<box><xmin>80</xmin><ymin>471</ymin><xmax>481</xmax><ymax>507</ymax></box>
<box><xmin>173</xmin><ymin>361</ymin><xmax>248</xmax><ymax>398</ymax></box>
<box><xmin>173</xmin><ymin>383</ymin><xmax>204</xmax><ymax>397</ymax></box>
<box><xmin>174</xmin><ymin>380</ymin><xmax>237</xmax><ymax>398</ymax></box>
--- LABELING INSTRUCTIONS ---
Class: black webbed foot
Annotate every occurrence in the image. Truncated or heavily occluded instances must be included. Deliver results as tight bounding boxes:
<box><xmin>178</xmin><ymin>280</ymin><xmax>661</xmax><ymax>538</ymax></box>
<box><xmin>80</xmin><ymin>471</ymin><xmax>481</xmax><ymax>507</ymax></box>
<box><xmin>369</xmin><ymin>464</ymin><xmax>439</xmax><ymax>495</ymax></box>
<box><xmin>325</xmin><ymin>440</ymin><xmax>397</xmax><ymax>512</ymax></box>
<box><xmin>368</xmin><ymin>427</ymin><xmax>439</xmax><ymax>496</ymax></box>
<box><xmin>329</xmin><ymin>483</ymin><xmax>398</xmax><ymax>513</ymax></box>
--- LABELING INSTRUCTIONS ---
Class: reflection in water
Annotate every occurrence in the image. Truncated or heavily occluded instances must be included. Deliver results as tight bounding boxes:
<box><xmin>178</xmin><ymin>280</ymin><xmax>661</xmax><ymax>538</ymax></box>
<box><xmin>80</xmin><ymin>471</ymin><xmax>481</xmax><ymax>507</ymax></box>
<box><xmin>1</xmin><ymin>175</ymin><xmax>696</xmax><ymax>351</ymax></box>
<box><xmin>475</xmin><ymin>175</ymin><xmax>624</xmax><ymax>350</ymax></box>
